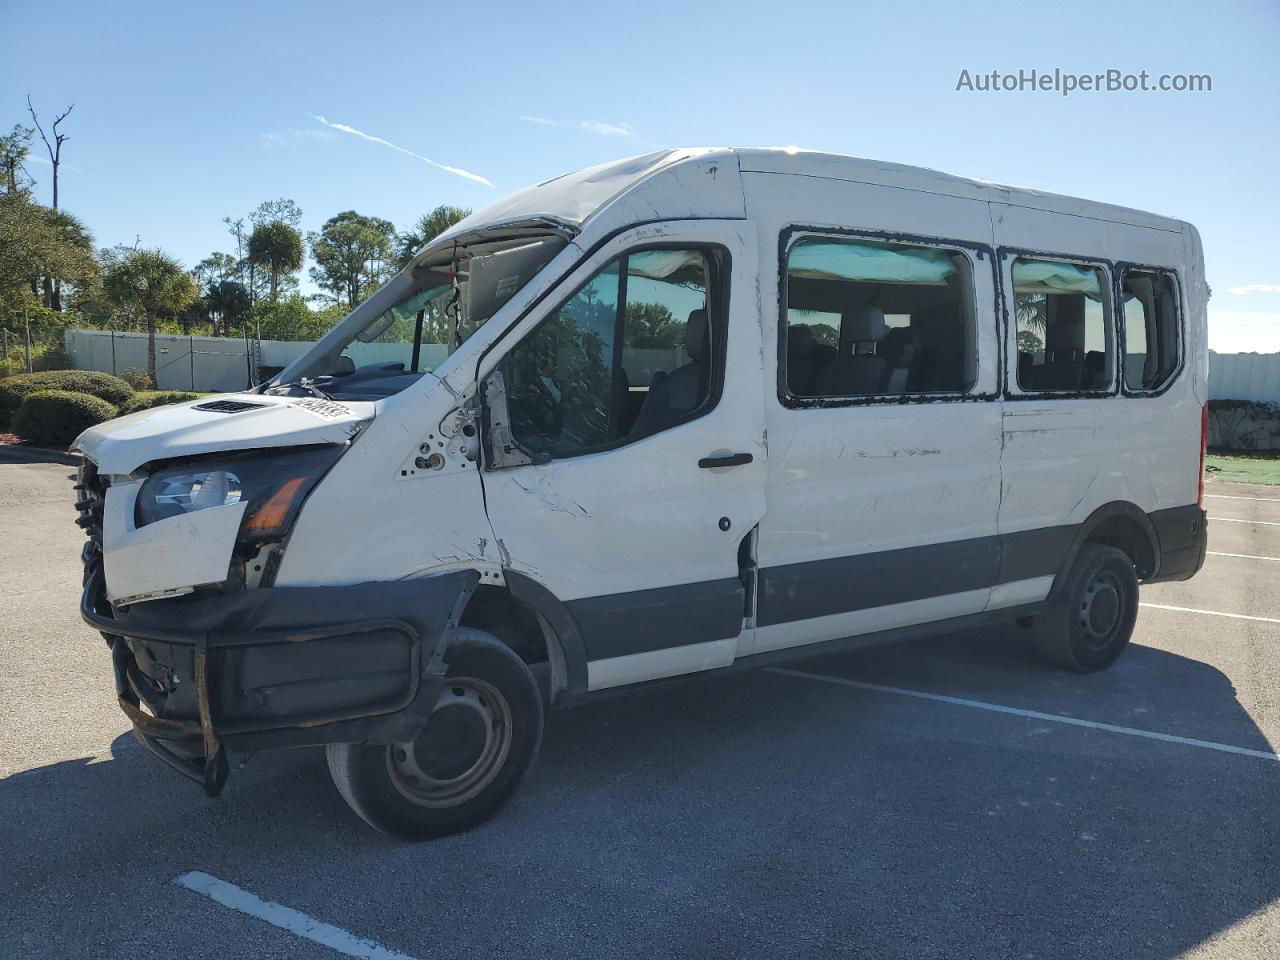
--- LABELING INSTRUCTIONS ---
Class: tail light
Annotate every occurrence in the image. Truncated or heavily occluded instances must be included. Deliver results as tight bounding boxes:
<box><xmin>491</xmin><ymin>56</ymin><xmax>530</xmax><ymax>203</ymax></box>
<box><xmin>1197</xmin><ymin>403</ymin><xmax>1208</xmax><ymax>508</ymax></box>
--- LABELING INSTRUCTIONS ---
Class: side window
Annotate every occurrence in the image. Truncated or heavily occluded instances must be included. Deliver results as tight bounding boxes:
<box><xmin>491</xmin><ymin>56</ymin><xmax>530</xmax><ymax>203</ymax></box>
<box><xmin>502</xmin><ymin>248</ymin><xmax>718</xmax><ymax>460</ymax></box>
<box><xmin>1012</xmin><ymin>258</ymin><xmax>1112</xmax><ymax>392</ymax></box>
<box><xmin>783</xmin><ymin>236</ymin><xmax>977</xmax><ymax>398</ymax></box>
<box><xmin>1121</xmin><ymin>269</ymin><xmax>1180</xmax><ymax>391</ymax></box>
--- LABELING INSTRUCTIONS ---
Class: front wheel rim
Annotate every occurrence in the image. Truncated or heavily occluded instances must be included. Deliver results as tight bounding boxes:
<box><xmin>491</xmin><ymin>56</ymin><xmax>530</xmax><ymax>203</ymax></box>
<box><xmin>386</xmin><ymin>676</ymin><xmax>513</xmax><ymax>808</ymax></box>
<box><xmin>1078</xmin><ymin>569</ymin><xmax>1125</xmax><ymax>650</ymax></box>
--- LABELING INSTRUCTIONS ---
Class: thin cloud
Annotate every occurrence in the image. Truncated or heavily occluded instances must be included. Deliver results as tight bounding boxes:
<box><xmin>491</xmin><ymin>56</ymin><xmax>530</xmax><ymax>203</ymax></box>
<box><xmin>312</xmin><ymin>115</ymin><xmax>493</xmax><ymax>187</ymax></box>
<box><xmin>1227</xmin><ymin>284</ymin><xmax>1280</xmax><ymax>296</ymax></box>
<box><xmin>580</xmin><ymin>120</ymin><xmax>635</xmax><ymax>137</ymax></box>
<box><xmin>519</xmin><ymin>115</ymin><xmax>637</xmax><ymax>138</ymax></box>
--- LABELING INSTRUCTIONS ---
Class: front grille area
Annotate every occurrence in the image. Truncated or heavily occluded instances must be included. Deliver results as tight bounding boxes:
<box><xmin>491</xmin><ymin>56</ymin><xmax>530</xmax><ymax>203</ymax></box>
<box><xmin>74</xmin><ymin>460</ymin><xmax>118</xmax><ymax>644</ymax></box>
<box><xmin>74</xmin><ymin>459</ymin><xmax>106</xmax><ymax>557</ymax></box>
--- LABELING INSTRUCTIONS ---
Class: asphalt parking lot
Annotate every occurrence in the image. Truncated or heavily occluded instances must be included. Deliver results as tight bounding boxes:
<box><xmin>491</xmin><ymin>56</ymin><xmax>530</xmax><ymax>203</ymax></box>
<box><xmin>2</xmin><ymin>447</ymin><xmax>1278</xmax><ymax>960</ymax></box>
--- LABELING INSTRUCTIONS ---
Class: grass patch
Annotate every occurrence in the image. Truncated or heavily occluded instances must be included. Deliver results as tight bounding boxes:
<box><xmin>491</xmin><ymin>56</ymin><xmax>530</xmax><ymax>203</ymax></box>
<box><xmin>1205</xmin><ymin>449</ymin><xmax>1280</xmax><ymax>486</ymax></box>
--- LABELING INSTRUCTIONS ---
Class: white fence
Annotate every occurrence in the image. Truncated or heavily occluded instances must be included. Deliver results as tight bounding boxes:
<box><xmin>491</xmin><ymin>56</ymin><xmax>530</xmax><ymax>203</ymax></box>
<box><xmin>64</xmin><ymin>330</ymin><xmax>449</xmax><ymax>392</ymax></box>
<box><xmin>1209</xmin><ymin>351</ymin><xmax>1280</xmax><ymax>405</ymax></box>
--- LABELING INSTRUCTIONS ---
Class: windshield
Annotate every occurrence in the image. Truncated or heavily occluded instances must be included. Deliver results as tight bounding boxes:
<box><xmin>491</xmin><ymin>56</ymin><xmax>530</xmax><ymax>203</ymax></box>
<box><xmin>267</xmin><ymin>235</ymin><xmax>567</xmax><ymax>401</ymax></box>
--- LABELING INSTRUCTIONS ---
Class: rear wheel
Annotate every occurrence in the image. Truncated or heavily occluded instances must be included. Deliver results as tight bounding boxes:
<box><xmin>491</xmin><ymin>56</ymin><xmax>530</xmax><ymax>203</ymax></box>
<box><xmin>326</xmin><ymin>629</ymin><xmax>543</xmax><ymax>840</ymax></box>
<box><xmin>1032</xmin><ymin>543</ymin><xmax>1139</xmax><ymax>672</ymax></box>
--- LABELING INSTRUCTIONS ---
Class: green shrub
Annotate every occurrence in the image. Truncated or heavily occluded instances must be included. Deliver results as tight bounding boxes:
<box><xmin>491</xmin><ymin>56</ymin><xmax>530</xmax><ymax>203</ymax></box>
<box><xmin>122</xmin><ymin>368</ymin><xmax>155</xmax><ymax>391</ymax></box>
<box><xmin>117</xmin><ymin>390</ymin><xmax>207</xmax><ymax>415</ymax></box>
<box><xmin>11</xmin><ymin>390</ymin><xmax>119</xmax><ymax>447</ymax></box>
<box><xmin>0</xmin><ymin>370</ymin><xmax>134</xmax><ymax>426</ymax></box>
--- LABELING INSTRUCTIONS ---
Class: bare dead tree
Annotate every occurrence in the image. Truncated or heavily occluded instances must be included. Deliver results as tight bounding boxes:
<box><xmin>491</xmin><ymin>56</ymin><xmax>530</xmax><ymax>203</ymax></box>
<box><xmin>27</xmin><ymin>97</ymin><xmax>75</xmax><ymax>310</ymax></box>
<box><xmin>27</xmin><ymin>96</ymin><xmax>73</xmax><ymax>209</ymax></box>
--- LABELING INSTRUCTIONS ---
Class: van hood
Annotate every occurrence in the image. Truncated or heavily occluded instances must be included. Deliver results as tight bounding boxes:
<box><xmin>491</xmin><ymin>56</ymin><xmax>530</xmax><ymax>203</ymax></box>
<box><xmin>74</xmin><ymin>393</ymin><xmax>375</xmax><ymax>475</ymax></box>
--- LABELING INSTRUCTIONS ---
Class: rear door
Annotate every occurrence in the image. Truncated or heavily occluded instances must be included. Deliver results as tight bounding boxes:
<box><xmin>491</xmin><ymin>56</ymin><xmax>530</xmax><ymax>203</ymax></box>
<box><xmin>478</xmin><ymin>221</ymin><xmax>765</xmax><ymax>690</ymax></box>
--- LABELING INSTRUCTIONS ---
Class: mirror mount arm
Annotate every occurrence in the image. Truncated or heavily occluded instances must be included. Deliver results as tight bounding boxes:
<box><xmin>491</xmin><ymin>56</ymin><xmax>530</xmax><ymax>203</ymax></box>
<box><xmin>480</xmin><ymin>370</ymin><xmax>547</xmax><ymax>469</ymax></box>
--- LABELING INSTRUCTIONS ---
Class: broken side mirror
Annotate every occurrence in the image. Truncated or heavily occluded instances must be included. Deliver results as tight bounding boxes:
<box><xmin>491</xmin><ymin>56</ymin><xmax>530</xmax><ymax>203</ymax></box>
<box><xmin>481</xmin><ymin>370</ymin><xmax>549</xmax><ymax>469</ymax></box>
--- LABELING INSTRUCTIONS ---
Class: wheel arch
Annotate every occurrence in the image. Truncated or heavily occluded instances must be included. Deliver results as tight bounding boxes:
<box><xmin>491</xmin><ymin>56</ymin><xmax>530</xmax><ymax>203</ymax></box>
<box><xmin>1049</xmin><ymin>501</ymin><xmax>1161</xmax><ymax>601</ymax></box>
<box><xmin>457</xmin><ymin>570</ymin><xmax>589</xmax><ymax>703</ymax></box>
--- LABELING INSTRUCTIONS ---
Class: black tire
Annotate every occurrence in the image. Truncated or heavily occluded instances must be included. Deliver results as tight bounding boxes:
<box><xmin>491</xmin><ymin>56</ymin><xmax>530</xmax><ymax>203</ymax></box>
<box><xmin>326</xmin><ymin>629</ymin><xmax>543</xmax><ymax>840</ymax></box>
<box><xmin>1032</xmin><ymin>543</ymin><xmax>1139</xmax><ymax>672</ymax></box>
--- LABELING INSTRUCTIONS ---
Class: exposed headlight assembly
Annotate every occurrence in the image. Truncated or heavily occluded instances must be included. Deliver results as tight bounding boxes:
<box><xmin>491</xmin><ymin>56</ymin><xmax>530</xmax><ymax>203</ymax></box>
<box><xmin>135</xmin><ymin>446</ymin><xmax>343</xmax><ymax>540</ymax></box>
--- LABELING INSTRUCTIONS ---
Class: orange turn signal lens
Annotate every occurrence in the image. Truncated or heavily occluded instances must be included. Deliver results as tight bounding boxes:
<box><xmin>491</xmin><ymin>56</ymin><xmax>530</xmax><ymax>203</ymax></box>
<box><xmin>243</xmin><ymin>476</ymin><xmax>307</xmax><ymax>536</ymax></box>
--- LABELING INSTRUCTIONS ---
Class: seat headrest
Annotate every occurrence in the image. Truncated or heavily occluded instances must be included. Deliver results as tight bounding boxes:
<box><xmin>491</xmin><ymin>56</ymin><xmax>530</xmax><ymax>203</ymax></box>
<box><xmin>843</xmin><ymin>307</ymin><xmax>885</xmax><ymax>343</ymax></box>
<box><xmin>1046</xmin><ymin>296</ymin><xmax>1086</xmax><ymax>354</ymax></box>
<box><xmin>685</xmin><ymin>309</ymin><xmax>709</xmax><ymax>359</ymax></box>
<box><xmin>788</xmin><ymin>324</ymin><xmax>816</xmax><ymax>357</ymax></box>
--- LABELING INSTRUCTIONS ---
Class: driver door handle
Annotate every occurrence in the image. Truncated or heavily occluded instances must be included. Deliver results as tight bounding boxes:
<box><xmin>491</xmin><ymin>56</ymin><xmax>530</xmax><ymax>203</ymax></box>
<box><xmin>698</xmin><ymin>453</ymin><xmax>753</xmax><ymax>469</ymax></box>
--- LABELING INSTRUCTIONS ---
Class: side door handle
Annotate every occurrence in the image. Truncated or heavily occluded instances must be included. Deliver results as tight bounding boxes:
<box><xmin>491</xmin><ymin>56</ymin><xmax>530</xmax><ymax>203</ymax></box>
<box><xmin>698</xmin><ymin>453</ymin><xmax>754</xmax><ymax>469</ymax></box>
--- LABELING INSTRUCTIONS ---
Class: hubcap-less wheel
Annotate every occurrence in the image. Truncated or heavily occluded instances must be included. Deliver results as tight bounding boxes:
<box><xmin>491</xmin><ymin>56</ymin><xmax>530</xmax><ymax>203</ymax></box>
<box><xmin>1079</xmin><ymin>570</ymin><xmax>1123</xmax><ymax>650</ymax></box>
<box><xmin>387</xmin><ymin>677</ymin><xmax>513</xmax><ymax>808</ymax></box>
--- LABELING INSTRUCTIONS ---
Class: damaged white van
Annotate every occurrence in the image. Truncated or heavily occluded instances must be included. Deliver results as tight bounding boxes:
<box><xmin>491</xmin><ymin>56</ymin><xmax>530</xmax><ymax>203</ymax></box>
<box><xmin>74</xmin><ymin>148</ymin><xmax>1208</xmax><ymax>839</ymax></box>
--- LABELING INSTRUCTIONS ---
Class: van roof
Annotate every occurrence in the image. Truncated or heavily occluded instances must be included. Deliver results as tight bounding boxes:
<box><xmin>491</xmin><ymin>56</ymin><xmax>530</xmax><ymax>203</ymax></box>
<box><xmin>429</xmin><ymin>147</ymin><xmax>1186</xmax><ymax>256</ymax></box>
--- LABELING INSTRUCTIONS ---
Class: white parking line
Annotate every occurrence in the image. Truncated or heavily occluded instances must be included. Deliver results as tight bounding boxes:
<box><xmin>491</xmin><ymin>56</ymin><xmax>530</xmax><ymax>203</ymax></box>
<box><xmin>1208</xmin><ymin>551</ymin><xmax>1280</xmax><ymax>562</ymax></box>
<box><xmin>1139</xmin><ymin>602</ymin><xmax>1280</xmax><ymax>624</ymax></box>
<box><xmin>767</xmin><ymin>668</ymin><xmax>1280</xmax><ymax>762</ymax></box>
<box><xmin>1210</xmin><ymin>517</ymin><xmax>1280</xmax><ymax>526</ymax></box>
<box><xmin>1206</xmin><ymin>494</ymin><xmax>1280</xmax><ymax>503</ymax></box>
<box><xmin>175</xmin><ymin>871</ymin><xmax>420</xmax><ymax>960</ymax></box>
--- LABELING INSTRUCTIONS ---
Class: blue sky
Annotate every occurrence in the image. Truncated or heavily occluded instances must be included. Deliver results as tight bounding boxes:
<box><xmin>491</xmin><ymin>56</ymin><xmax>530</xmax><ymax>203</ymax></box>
<box><xmin>4</xmin><ymin>0</ymin><xmax>1277</xmax><ymax>351</ymax></box>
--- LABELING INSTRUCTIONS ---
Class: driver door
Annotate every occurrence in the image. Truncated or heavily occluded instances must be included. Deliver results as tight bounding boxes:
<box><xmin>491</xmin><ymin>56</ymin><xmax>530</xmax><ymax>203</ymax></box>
<box><xmin>478</xmin><ymin>221</ymin><xmax>765</xmax><ymax>690</ymax></box>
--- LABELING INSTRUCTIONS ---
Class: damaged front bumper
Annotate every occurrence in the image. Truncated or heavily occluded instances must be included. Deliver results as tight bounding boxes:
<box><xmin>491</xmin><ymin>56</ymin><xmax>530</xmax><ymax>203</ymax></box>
<box><xmin>80</xmin><ymin>558</ymin><xmax>478</xmax><ymax>796</ymax></box>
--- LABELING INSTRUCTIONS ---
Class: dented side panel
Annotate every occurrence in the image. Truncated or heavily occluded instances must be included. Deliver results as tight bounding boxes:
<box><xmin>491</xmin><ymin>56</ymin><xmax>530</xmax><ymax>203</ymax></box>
<box><xmin>748</xmin><ymin>173</ymin><xmax>1005</xmax><ymax>653</ymax></box>
<box><xmin>991</xmin><ymin>202</ymin><xmax>1201</xmax><ymax>541</ymax></box>
<box><xmin>475</xmin><ymin>219</ymin><xmax>767</xmax><ymax>686</ymax></box>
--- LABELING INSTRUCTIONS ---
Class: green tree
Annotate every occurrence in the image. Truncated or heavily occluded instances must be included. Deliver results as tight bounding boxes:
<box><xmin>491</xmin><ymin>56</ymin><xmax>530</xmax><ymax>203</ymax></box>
<box><xmin>395</xmin><ymin>205</ymin><xmax>470</xmax><ymax>268</ymax></box>
<box><xmin>1016</xmin><ymin>329</ymin><xmax>1044</xmax><ymax>355</ymax></box>
<box><xmin>248</xmin><ymin>221</ymin><xmax>304</xmax><ymax>300</ymax></box>
<box><xmin>202</xmin><ymin>279</ymin><xmax>251</xmax><ymax>337</ymax></box>
<box><xmin>0</xmin><ymin>191</ymin><xmax>97</xmax><ymax>318</ymax></box>
<box><xmin>37</xmin><ymin>206</ymin><xmax>94</xmax><ymax>310</ymax></box>
<box><xmin>250</xmin><ymin>296</ymin><xmax>336</xmax><ymax>342</ymax></box>
<box><xmin>249</xmin><ymin>198</ymin><xmax>303</xmax><ymax>230</ymax></box>
<box><xmin>308</xmin><ymin>211</ymin><xmax>397</xmax><ymax>309</ymax></box>
<box><xmin>624</xmin><ymin>301</ymin><xmax>682</xmax><ymax>348</ymax></box>
<box><xmin>0</xmin><ymin>125</ymin><xmax>35</xmax><ymax>195</ymax></box>
<box><xmin>103</xmin><ymin>249</ymin><xmax>199</xmax><ymax>382</ymax></box>
<box><xmin>192</xmin><ymin>251</ymin><xmax>239</xmax><ymax>290</ymax></box>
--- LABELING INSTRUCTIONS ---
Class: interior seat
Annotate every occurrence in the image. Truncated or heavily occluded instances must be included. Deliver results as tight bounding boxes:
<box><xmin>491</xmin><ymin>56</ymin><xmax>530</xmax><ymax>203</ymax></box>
<box><xmin>879</xmin><ymin>326</ymin><xmax>915</xmax><ymax>393</ymax></box>
<box><xmin>815</xmin><ymin>307</ymin><xmax>887</xmax><ymax>396</ymax></box>
<box><xmin>787</xmin><ymin>324</ymin><xmax>818</xmax><ymax>396</ymax></box>
<box><xmin>629</xmin><ymin>309</ymin><xmax>711</xmax><ymax>439</ymax></box>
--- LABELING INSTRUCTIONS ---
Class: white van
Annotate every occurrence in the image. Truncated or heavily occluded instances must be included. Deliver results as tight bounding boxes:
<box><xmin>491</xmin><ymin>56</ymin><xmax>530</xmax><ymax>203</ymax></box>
<box><xmin>74</xmin><ymin>148</ymin><xmax>1208</xmax><ymax>839</ymax></box>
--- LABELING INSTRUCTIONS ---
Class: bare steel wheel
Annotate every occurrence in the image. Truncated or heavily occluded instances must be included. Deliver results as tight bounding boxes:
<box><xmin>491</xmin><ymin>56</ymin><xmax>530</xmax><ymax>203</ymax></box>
<box><xmin>386</xmin><ymin>677</ymin><xmax>513</xmax><ymax>808</ymax></box>
<box><xmin>1078</xmin><ymin>568</ymin><xmax>1124</xmax><ymax>651</ymax></box>
<box><xmin>326</xmin><ymin>629</ymin><xmax>543</xmax><ymax>840</ymax></box>
<box><xmin>1032</xmin><ymin>543</ymin><xmax>1139</xmax><ymax>672</ymax></box>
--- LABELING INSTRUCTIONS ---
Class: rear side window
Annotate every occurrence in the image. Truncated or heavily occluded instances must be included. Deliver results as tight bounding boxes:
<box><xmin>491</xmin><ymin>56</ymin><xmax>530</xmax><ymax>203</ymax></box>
<box><xmin>501</xmin><ymin>248</ymin><xmax>721</xmax><ymax>460</ymax></box>
<box><xmin>1121</xmin><ymin>269</ymin><xmax>1180</xmax><ymax>391</ymax></box>
<box><xmin>783</xmin><ymin>236</ymin><xmax>977</xmax><ymax>398</ymax></box>
<box><xmin>1013</xmin><ymin>258</ymin><xmax>1112</xmax><ymax>392</ymax></box>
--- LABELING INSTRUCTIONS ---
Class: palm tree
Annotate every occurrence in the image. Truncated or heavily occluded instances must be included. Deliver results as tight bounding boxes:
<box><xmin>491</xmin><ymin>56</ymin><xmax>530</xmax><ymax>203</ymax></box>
<box><xmin>202</xmin><ymin>279</ymin><xmax>251</xmax><ymax>337</ymax></box>
<box><xmin>37</xmin><ymin>206</ymin><xmax>94</xmax><ymax>310</ymax></box>
<box><xmin>247</xmin><ymin>220</ymin><xmax>304</xmax><ymax>300</ymax></box>
<box><xmin>103</xmin><ymin>249</ymin><xmax>199</xmax><ymax>382</ymax></box>
<box><xmin>395</xmin><ymin>205</ymin><xmax>470</xmax><ymax>269</ymax></box>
